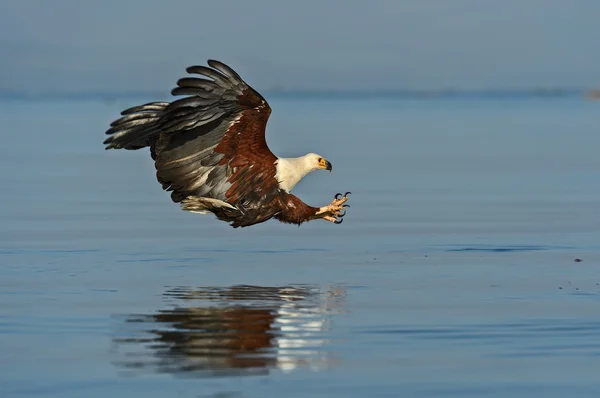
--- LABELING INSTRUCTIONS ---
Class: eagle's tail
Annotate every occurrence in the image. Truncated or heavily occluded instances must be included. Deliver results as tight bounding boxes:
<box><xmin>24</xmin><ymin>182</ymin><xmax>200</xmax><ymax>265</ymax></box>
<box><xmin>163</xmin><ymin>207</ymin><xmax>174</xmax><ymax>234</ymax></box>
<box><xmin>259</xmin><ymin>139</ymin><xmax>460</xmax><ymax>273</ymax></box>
<box><xmin>103</xmin><ymin>101</ymin><xmax>169</xmax><ymax>150</ymax></box>
<box><xmin>180</xmin><ymin>196</ymin><xmax>245</xmax><ymax>226</ymax></box>
<box><xmin>180</xmin><ymin>196</ymin><xmax>239</xmax><ymax>214</ymax></box>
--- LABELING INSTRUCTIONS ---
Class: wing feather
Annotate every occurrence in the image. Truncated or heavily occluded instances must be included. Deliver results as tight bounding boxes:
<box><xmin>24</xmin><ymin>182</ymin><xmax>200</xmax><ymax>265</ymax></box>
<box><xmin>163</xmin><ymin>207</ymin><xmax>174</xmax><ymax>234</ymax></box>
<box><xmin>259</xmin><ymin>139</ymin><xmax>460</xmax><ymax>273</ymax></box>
<box><xmin>121</xmin><ymin>101</ymin><xmax>170</xmax><ymax>115</ymax></box>
<box><xmin>103</xmin><ymin>102</ymin><xmax>168</xmax><ymax>149</ymax></box>
<box><xmin>105</xmin><ymin>59</ymin><xmax>278</xmax><ymax>220</ymax></box>
<box><xmin>207</xmin><ymin>59</ymin><xmax>245</xmax><ymax>82</ymax></box>
<box><xmin>185</xmin><ymin>65</ymin><xmax>232</xmax><ymax>87</ymax></box>
<box><xmin>147</xmin><ymin>60</ymin><xmax>276</xmax><ymax>208</ymax></box>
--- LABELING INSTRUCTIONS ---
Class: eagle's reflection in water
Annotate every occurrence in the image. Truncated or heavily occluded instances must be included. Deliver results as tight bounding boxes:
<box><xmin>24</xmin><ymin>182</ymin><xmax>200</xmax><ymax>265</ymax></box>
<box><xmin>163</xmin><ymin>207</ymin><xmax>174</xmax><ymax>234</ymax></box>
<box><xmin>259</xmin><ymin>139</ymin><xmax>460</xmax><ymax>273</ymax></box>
<box><xmin>112</xmin><ymin>284</ymin><xmax>345</xmax><ymax>377</ymax></box>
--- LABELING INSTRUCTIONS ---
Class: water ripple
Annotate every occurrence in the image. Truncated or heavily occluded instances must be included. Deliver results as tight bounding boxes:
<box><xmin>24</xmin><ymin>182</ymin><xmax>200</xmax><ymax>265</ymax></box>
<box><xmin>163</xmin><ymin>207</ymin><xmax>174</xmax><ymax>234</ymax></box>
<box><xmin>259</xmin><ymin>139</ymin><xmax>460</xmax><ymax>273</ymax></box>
<box><xmin>444</xmin><ymin>245</ymin><xmax>564</xmax><ymax>252</ymax></box>
<box><xmin>359</xmin><ymin>319</ymin><xmax>600</xmax><ymax>358</ymax></box>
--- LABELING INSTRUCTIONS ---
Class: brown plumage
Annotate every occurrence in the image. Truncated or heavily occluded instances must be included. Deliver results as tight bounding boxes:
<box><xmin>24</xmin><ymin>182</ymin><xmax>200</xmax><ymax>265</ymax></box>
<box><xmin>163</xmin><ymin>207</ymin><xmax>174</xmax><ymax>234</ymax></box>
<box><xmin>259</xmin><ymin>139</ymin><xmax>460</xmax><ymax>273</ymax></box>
<box><xmin>103</xmin><ymin>59</ymin><xmax>350</xmax><ymax>228</ymax></box>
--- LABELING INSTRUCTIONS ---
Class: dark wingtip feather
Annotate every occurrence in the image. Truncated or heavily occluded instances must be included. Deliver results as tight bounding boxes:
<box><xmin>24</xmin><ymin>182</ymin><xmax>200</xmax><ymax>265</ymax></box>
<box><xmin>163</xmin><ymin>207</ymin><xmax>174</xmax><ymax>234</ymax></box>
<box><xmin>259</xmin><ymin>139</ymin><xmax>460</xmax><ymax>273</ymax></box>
<box><xmin>185</xmin><ymin>65</ymin><xmax>230</xmax><ymax>85</ymax></box>
<box><xmin>175</xmin><ymin>77</ymin><xmax>217</xmax><ymax>91</ymax></box>
<box><xmin>103</xmin><ymin>102</ymin><xmax>167</xmax><ymax>150</ymax></box>
<box><xmin>207</xmin><ymin>59</ymin><xmax>243</xmax><ymax>81</ymax></box>
<box><xmin>120</xmin><ymin>102</ymin><xmax>169</xmax><ymax>116</ymax></box>
<box><xmin>103</xmin><ymin>135</ymin><xmax>115</xmax><ymax>144</ymax></box>
<box><xmin>185</xmin><ymin>65</ymin><xmax>201</xmax><ymax>74</ymax></box>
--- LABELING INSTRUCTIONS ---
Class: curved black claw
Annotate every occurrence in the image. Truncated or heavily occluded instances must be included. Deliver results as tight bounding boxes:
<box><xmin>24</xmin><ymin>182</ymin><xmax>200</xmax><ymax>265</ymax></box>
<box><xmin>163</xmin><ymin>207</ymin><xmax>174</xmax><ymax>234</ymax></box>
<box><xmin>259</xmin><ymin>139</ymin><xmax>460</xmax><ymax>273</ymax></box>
<box><xmin>338</xmin><ymin>210</ymin><xmax>346</xmax><ymax>218</ymax></box>
<box><xmin>335</xmin><ymin>193</ymin><xmax>343</xmax><ymax>200</ymax></box>
<box><xmin>334</xmin><ymin>218</ymin><xmax>344</xmax><ymax>224</ymax></box>
<box><xmin>344</xmin><ymin>191</ymin><xmax>352</xmax><ymax>197</ymax></box>
<box><xmin>343</xmin><ymin>204</ymin><xmax>350</xmax><ymax>208</ymax></box>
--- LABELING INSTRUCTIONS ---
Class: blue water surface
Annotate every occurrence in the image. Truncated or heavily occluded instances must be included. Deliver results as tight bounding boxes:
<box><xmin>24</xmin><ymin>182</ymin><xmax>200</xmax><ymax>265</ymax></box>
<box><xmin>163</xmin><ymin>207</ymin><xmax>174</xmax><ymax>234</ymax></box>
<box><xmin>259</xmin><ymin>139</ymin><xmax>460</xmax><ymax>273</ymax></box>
<box><xmin>1</xmin><ymin>95</ymin><xmax>600</xmax><ymax>397</ymax></box>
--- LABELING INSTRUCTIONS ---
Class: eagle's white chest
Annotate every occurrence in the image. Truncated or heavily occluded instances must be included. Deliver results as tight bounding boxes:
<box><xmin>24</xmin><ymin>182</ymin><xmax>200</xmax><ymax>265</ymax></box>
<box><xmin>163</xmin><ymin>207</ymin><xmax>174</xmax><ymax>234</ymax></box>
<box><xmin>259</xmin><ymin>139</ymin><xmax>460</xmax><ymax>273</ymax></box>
<box><xmin>275</xmin><ymin>157</ymin><xmax>315</xmax><ymax>193</ymax></box>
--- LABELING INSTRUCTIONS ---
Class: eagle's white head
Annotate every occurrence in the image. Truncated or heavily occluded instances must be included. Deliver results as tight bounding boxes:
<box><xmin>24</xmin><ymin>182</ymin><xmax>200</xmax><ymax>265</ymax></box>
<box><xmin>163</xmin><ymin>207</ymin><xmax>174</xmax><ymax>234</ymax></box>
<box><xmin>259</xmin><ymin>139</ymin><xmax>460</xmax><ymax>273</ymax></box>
<box><xmin>275</xmin><ymin>153</ymin><xmax>332</xmax><ymax>193</ymax></box>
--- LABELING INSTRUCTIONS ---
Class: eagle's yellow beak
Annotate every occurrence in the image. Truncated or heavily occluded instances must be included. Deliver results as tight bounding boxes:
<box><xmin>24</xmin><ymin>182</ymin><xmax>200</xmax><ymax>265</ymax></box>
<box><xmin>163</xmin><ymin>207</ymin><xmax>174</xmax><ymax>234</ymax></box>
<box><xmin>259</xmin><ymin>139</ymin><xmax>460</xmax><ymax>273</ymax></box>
<box><xmin>318</xmin><ymin>158</ymin><xmax>332</xmax><ymax>171</ymax></box>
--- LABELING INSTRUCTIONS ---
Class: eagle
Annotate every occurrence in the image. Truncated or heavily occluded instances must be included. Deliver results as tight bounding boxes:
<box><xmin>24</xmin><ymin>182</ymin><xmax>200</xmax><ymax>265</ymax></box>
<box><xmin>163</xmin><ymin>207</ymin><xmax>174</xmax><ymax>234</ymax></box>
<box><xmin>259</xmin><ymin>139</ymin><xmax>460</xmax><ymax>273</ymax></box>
<box><xmin>103</xmin><ymin>60</ymin><xmax>350</xmax><ymax>228</ymax></box>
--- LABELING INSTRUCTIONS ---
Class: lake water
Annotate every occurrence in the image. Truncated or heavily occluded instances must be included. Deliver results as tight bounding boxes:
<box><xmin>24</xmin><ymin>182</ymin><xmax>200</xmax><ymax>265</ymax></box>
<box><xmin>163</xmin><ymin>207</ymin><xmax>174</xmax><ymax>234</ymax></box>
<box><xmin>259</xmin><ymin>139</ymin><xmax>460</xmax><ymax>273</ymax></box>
<box><xmin>1</xmin><ymin>95</ymin><xmax>600</xmax><ymax>397</ymax></box>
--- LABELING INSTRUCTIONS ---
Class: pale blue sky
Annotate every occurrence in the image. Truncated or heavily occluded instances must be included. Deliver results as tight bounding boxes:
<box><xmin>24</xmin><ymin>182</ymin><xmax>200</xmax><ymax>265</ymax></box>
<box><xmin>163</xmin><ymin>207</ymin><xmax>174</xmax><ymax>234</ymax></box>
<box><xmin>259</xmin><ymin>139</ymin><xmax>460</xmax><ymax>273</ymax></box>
<box><xmin>1</xmin><ymin>0</ymin><xmax>599</xmax><ymax>94</ymax></box>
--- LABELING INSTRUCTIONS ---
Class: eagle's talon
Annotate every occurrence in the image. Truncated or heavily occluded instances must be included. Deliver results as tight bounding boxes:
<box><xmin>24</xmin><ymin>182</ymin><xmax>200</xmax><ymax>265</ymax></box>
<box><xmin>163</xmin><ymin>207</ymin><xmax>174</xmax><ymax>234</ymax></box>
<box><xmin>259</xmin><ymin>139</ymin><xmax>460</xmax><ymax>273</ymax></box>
<box><xmin>318</xmin><ymin>192</ymin><xmax>351</xmax><ymax>223</ymax></box>
<box><xmin>334</xmin><ymin>218</ymin><xmax>343</xmax><ymax>224</ymax></box>
<box><xmin>344</xmin><ymin>191</ymin><xmax>352</xmax><ymax>197</ymax></box>
<box><xmin>331</xmin><ymin>194</ymin><xmax>349</xmax><ymax>207</ymax></box>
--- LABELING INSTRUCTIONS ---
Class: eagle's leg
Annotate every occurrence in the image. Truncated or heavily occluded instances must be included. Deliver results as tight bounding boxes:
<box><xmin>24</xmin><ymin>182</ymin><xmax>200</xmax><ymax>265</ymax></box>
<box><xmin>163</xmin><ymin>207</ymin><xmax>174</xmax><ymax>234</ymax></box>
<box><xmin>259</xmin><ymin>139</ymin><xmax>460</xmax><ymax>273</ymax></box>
<box><xmin>315</xmin><ymin>192</ymin><xmax>351</xmax><ymax>224</ymax></box>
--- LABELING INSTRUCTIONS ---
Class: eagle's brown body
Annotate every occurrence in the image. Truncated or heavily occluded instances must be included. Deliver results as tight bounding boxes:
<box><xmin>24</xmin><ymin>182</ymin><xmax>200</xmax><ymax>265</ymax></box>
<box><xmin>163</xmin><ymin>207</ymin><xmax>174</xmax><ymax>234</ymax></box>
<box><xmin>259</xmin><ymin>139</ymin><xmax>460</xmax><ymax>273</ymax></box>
<box><xmin>103</xmin><ymin>60</ymin><xmax>349</xmax><ymax>228</ymax></box>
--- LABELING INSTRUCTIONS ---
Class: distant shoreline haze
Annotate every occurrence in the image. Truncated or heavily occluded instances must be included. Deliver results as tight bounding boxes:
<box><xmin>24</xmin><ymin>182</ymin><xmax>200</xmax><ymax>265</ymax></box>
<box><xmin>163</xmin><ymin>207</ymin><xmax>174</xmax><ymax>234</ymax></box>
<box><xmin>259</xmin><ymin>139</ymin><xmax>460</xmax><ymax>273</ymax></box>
<box><xmin>0</xmin><ymin>87</ymin><xmax>594</xmax><ymax>101</ymax></box>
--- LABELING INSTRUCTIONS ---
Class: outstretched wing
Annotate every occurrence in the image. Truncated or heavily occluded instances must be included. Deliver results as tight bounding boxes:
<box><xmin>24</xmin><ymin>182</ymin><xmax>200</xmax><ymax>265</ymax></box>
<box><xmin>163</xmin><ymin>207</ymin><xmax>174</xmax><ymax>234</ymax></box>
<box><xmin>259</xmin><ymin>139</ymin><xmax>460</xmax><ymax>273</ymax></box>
<box><xmin>151</xmin><ymin>60</ymin><xmax>278</xmax><ymax>205</ymax></box>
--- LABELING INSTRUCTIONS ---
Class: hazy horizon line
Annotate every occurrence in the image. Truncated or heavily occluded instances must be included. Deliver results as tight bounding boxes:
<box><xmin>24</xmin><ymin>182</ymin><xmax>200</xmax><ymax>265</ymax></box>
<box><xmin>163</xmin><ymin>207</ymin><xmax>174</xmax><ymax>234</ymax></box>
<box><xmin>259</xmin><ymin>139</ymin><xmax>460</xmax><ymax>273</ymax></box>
<box><xmin>0</xmin><ymin>86</ymin><xmax>595</xmax><ymax>102</ymax></box>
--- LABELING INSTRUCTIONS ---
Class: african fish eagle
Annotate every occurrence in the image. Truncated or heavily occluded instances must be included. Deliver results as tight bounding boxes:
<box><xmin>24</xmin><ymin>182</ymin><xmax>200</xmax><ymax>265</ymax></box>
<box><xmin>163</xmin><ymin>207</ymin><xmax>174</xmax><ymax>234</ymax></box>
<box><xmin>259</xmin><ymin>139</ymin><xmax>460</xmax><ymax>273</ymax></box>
<box><xmin>103</xmin><ymin>60</ymin><xmax>350</xmax><ymax>228</ymax></box>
